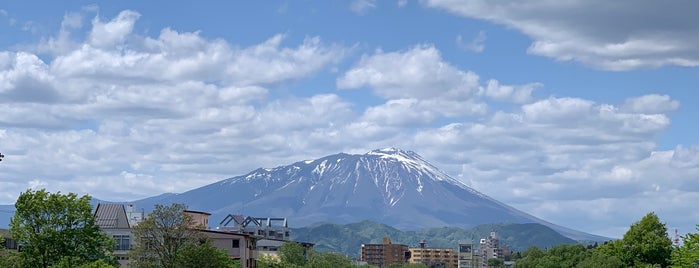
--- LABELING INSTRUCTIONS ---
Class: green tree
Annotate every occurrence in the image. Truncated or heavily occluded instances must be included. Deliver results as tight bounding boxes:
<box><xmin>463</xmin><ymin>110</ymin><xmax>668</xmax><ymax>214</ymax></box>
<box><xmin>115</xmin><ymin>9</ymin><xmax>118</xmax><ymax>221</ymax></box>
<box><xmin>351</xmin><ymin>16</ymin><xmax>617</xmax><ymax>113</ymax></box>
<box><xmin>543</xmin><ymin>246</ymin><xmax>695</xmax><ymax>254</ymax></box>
<box><xmin>9</xmin><ymin>189</ymin><xmax>117</xmax><ymax>268</ymax></box>
<box><xmin>51</xmin><ymin>257</ymin><xmax>119</xmax><ymax>268</ymax></box>
<box><xmin>129</xmin><ymin>203</ymin><xmax>203</xmax><ymax>268</ymax></box>
<box><xmin>279</xmin><ymin>241</ymin><xmax>308</xmax><ymax>266</ymax></box>
<box><xmin>308</xmin><ymin>251</ymin><xmax>354</xmax><ymax>268</ymax></box>
<box><xmin>488</xmin><ymin>258</ymin><xmax>505</xmax><ymax>267</ymax></box>
<box><xmin>0</xmin><ymin>236</ymin><xmax>22</xmax><ymax>268</ymax></box>
<box><xmin>576</xmin><ymin>252</ymin><xmax>624</xmax><ymax>268</ymax></box>
<box><xmin>671</xmin><ymin>225</ymin><xmax>699</xmax><ymax>267</ymax></box>
<box><xmin>618</xmin><ymin>212</ymin><xmax>673</xmax><ymax>267</ymax></box>
<box><xmin>386</xmin><ymin>263</ymin><xmax>426</xmax><ymax>268</ymax></box>
<box><xmin>173</xmin><ymin>238</ymin><xmax>238</xmax><ymax>268</ymax></box>
<box><xmin>256</xmin><ymin>254</ymin><xmax>283</xmax><ymax>268</ymax></box>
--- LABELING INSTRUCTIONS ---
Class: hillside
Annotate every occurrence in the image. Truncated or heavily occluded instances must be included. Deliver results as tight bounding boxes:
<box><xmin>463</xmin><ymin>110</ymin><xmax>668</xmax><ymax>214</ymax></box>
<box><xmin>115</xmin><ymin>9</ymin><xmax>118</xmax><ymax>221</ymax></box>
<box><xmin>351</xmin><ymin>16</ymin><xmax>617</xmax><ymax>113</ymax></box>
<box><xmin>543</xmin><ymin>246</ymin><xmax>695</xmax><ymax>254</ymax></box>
<box><xmin>291</xmin><ymin>220</ymin><xmax>578</xmax><ymax>258</ymax></box>
<box><xmin>125</xmin><ymin>148</ymin><xmax>606</xmax><ymax>242</ymax></box>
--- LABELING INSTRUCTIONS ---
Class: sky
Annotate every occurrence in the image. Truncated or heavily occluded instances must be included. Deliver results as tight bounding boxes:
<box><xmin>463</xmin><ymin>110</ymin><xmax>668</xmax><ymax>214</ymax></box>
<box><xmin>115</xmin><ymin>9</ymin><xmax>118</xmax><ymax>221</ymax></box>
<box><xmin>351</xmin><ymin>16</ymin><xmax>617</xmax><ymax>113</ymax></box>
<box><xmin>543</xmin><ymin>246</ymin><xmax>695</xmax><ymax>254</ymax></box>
<box><xmin>1</xmin><ymin>0</ymin><xmax>698</xmax><ymax>239</ymax></box>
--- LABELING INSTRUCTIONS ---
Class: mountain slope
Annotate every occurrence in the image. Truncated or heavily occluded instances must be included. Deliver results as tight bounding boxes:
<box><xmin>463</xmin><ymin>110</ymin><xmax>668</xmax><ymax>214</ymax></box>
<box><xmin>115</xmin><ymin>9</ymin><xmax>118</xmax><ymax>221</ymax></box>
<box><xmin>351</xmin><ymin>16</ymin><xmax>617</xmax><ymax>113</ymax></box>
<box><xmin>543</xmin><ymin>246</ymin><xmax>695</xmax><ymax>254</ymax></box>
<box><xmin>130</xmin><ymin>148</ymin><xmax>605</xmax><ymax>241</ymax></box>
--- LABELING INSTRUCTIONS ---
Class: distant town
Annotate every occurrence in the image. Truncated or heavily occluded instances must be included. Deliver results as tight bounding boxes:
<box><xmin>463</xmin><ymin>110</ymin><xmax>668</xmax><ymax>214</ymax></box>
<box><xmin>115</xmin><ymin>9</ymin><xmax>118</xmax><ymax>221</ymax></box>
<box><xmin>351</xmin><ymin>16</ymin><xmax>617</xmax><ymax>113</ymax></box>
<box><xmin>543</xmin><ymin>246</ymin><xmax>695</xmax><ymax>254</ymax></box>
<box><xmin>2</xmin><ymin>200</ymin><xmax>512</xmax><ymax>268</ymax></box>
<box><xmin>3</xmin><ymin>190</ymin><xmax>694</xmax><ymax>268</ymax></box>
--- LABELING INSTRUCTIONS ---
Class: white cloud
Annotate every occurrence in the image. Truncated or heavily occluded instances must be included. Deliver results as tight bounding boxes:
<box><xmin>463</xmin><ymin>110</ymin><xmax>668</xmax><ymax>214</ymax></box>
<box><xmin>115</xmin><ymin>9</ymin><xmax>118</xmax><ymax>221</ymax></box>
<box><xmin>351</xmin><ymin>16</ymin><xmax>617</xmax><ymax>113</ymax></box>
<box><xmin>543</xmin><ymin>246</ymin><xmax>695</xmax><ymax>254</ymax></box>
<box><xmin>484</xmin><ymin>79</ymin><xmax>538</xmax><ymax>103</ymax></box>
<box><xmin>338</xmin><ymin>45</ymin><xmax>481</xmax><ymax>100</ymax></box>
<box><xmin>350</xmin><ymin>0</ymin><xmax>377</xmax><ymax>14</ymax></box>
<box><xmin>623</xmin><ymin>94</ymin><xmax>680</xmax><ymax>114</ymax></box>
<box><xmin>397</xmin><ymin>0</ymin><xmax>408</xmax><ymax>8</ymax></box>
<box><xmin>89</xmin><ymin>10</ymin><xmax>139</xmax><ymax>48</ymax></box>
<box><xmin>425</xmin><ymin>0</ymin><xmax>699</xmax><ymax>70</ymax></box>
<box><xmin>456</xmin><ymin>31</ymin><xmax>486</xmax><ymax>53</ymax></box>
<box><xmin>410</xmin><ymin>94</ymin><xmax>697</xmax><ymax>237</ymax></box>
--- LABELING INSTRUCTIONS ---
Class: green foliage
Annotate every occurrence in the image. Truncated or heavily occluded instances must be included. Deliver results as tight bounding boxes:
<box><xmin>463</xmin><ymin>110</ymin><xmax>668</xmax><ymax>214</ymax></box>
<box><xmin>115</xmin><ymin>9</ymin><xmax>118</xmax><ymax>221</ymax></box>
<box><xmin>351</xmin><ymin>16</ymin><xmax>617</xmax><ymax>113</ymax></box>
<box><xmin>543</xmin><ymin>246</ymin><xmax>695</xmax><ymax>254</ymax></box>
<box><xmin>671</xmin><ymin>225</ymin><xmax>699</xmax><ymax>267</ymax></box>
<box><xmin>0</xmin><ymin>246</ymin><xmax>23</xmax><ymax>268</ymax></box>
<box><xmin>50</xmin><ymin>257</ymin><xmax>118</xmax><ymax>268</ymax></box>
<box><xmin>514</xmin><ymin>213</ymin><xmax>673</xmax><ymax>268</ymax></box>
<box><xmin>308</xmin><ymin>251</ymin><xmax>354</xmax><ymax>268</ymax></box>
<box><xmin>514</xmin><ymin>244</ymin><xmax>596</xmax><ymax>268</ymax></box>
<box><xmin>173</xmin><ymin>239</ymin><xmax>238</xmax><ymax>268</ymax></box>
<box><xmin>386</xmin><ymin>263</ymin><xmax>426</xmax><ymax>268</ymax></box>
<box><xmin>129</xmin><ymin>203</ymin><xmax>205</xmax><ymax>268</ymax></box>
<box><xmin>616</xmin><ymin>212</ymin><xmax>672</xmax><ymax>267</ymax></box>
<box><xmin>488</xmin><ymin>258</ymin><xmax>505</xmax><ymax>267</ymax></box>
<box><xmin>576</xmin><ymin>252</ymin><xmax>624</xmax><ymax>268</ymax></box>
<box><xmin>256</xmin><ymin>254</ymin><xmax>283</xmax><ymax>268</ymax></box>
<box><xmin>280</xmin><ymin>241</ymin><xmax>308</xmax><ymax>266</ymax></box>
<box><xmin>292</xmin><ymin>221</ymin><xmax>579</xmax><ymax>258</ymax></box>
<box><xmin>128</xmin><ymin>203</ymin><xmax>236</xmax><ymax>268</ymax></box>
<box><xmin>9</xmin><ymin>189</ymin><xmax>117</xmax><ymax>268</ymax></box>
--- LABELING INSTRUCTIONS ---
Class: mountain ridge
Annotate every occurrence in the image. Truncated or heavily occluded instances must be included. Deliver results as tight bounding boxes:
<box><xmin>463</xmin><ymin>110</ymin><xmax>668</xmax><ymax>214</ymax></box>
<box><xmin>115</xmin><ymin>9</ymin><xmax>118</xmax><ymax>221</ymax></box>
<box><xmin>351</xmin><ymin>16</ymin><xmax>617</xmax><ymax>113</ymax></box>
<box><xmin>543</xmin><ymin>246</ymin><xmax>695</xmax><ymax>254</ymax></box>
<box><xmin>128</xmin><ymin>148</ymin><xmax>607</xmax><ymax>241</ymax></box>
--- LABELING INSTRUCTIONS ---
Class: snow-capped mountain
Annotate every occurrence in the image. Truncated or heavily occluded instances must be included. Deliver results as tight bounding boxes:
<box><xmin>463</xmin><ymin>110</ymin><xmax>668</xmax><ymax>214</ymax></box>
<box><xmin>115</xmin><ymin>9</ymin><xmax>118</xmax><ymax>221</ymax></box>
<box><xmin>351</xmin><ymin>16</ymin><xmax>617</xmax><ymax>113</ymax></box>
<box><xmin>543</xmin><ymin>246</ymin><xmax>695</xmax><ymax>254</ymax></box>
<box><xmin>132</xmin><ymin>148</ymin><xmax>605</xmax><ymax>241</ymax></box>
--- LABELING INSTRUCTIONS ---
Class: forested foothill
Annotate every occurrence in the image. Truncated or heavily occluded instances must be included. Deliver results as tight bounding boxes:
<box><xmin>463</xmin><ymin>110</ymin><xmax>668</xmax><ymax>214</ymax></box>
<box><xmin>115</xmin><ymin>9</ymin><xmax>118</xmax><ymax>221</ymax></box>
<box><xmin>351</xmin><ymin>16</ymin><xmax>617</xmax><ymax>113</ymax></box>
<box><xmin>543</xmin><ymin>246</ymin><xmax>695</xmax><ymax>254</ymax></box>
<box><xmin>512</xmin><ymin>212</ymin><xmax>698</xmax><ymax>268</ymax></box>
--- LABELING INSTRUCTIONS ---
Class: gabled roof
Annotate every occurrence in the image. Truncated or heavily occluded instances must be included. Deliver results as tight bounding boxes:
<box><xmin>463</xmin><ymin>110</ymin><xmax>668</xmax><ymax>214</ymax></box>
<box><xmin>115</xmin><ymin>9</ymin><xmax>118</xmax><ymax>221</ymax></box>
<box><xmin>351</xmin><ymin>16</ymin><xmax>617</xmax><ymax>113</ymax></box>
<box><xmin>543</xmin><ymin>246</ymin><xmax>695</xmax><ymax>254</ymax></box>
<box><xmin>94</xmin><ymin>203</ymin><xmax>130</xmax><ymax>229</ymax></box>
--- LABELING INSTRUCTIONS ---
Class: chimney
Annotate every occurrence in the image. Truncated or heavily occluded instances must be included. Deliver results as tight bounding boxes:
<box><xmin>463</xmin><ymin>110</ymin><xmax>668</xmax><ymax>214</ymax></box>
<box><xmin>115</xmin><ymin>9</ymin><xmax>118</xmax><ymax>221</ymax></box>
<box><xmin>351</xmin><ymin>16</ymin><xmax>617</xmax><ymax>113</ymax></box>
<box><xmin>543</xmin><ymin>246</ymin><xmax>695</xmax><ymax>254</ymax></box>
<box><xmin>419</xmin><ymin>240</ymin><xmax>426</xmax><ymax>248</ymax></box>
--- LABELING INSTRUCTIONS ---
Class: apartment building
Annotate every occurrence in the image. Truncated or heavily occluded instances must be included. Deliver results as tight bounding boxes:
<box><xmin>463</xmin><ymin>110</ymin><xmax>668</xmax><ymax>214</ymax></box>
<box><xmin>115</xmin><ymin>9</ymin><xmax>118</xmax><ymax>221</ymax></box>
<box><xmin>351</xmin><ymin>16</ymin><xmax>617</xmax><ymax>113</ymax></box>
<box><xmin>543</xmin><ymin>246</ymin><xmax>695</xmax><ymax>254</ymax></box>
<box><xmin>409</xmin><ymin>240</ymin><xmax>458</xmax><ymax>268</ymax></box>
<box><xmin>361</xmin><ymin>237</ymin><xmax>409</xmax><ymax>268</ymax></box>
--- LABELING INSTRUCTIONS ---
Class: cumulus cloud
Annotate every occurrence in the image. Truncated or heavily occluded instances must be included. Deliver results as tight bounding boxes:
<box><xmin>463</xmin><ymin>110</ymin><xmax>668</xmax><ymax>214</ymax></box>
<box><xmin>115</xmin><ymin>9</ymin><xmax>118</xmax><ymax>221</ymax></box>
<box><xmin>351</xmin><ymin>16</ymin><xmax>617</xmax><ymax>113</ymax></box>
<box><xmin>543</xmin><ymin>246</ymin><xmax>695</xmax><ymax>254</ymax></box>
<box><xmin>338</xmin><ymin>45</ymin><xmax>480</xmax><ymax>100</ymax></box>
<box><xmin>484</xmin><ymin>79</ymin><xmax>538</xmax><ymax>103</ymax></box>
<box><xmin>411</xmin><ymin>95</ymin><xmax>692</xmax><ymax>237</ymax></box>
<box><xmin>0</xmin><ymin>9</ymin><xmax>351</xmax><ymax>203</ymax></box>
<box><xmin>424</xmin><ymin>0</ymin><xmax>699</xmax><ymax>70</ymax></box>
<box><xmin>623</xmin><ymin>94</ymin><xmax>680</xmax><ymax>114</ymax></box>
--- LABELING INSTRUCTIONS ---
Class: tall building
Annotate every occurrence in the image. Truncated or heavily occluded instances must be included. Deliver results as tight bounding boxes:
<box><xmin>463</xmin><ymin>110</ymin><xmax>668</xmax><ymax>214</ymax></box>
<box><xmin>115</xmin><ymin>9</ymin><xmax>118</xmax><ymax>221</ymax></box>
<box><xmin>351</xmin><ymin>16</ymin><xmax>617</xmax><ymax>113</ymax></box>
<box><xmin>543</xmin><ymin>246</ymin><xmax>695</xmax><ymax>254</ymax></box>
<box><xmin>476</xmin><ymin>231</ymin><xmax>509</xmax><ymax>268</ymax></box>
<box><xmin>409</xmin><ymin>240</ymin><xmax>458</xmax><ymax>268</ymax></box>
<box><xmin>458</xmin><ymin>241</ymin><xmax>474</xmax><ymax>268</ymax></box>
<box><xmin>361</xmin><ymin>237</ymin><xmax>409</xmax><ymax>268</ymax></box>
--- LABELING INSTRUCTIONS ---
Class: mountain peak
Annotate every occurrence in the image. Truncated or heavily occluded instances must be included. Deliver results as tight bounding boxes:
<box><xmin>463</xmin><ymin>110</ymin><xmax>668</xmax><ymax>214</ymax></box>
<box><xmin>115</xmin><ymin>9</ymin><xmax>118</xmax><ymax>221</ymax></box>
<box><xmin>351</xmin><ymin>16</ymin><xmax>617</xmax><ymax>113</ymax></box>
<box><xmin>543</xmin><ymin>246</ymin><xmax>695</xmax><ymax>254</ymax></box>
<box><xmin>125</xmin><ymin>148</ymin><xmax>607</xmax><ymax>242</ymax></box>
<box><xmin>366</xmin><ymin>147</ymin><xmax>421</xmax><ymax>163</ymax></box>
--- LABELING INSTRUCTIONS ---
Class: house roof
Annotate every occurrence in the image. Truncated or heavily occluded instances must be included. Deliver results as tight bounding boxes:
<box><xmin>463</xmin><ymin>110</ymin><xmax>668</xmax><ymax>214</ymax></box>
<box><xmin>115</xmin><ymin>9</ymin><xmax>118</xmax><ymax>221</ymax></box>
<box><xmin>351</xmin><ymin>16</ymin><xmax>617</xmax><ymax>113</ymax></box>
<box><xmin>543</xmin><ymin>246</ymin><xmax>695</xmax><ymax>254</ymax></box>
<box><xmin>94</xmin><ymin>203</ymin><xmax>130</xmax><ymax>229</ymax></box>
<box><xmin>184</xmin><ymin>209</ymin><xmax>211</xmax><ymax>216</ymax></box>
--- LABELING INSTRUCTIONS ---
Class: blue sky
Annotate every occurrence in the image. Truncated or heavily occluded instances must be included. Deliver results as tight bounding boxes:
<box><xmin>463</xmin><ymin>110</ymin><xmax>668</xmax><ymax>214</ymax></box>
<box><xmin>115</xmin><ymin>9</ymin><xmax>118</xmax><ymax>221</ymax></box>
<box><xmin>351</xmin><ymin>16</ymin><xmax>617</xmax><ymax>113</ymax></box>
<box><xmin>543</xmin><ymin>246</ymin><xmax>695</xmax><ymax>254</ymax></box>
<box><xmin>1</xmin><ymin>0</ymin><xmax>698</xmax><ymax>238</ymax></box>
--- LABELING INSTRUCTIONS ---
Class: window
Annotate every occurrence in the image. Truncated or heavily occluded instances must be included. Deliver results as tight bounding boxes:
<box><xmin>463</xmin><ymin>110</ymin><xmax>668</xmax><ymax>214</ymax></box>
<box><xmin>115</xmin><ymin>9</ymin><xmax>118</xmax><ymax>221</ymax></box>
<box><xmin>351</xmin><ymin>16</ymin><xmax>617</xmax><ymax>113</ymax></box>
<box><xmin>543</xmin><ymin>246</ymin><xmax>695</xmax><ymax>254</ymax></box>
<box><xmin>113</xmin><ymin>235</ymin><xmax>130</xmax><ymax>250</ymax></box>
<box><xmin>4</xmin><ymin>237</ymin><xmax>17</xmax><ymax>250</ymax></box>
<box><xmin>232</xmin><ymin>239</ymin><xmax>240</xmax><ymax>248</ymax></box>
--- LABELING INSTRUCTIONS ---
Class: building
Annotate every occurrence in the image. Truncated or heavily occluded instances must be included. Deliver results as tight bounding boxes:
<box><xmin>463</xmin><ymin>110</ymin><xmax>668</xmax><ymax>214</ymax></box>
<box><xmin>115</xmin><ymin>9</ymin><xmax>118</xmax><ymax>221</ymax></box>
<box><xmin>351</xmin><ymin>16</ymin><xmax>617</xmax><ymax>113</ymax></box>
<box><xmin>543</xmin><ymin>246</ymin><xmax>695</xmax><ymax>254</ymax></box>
<box><xmin>218</xmin><ymin>214</ymin><xmax>290</xmax><ymax>240</ymax></box>
<box><xmin>184</xmin><ymin>209</ymin><xmax>211</xmax><ymax>228</ymax></box>
<box><xmin>361</xmin><ymin>237</ymin><xmax>409</xmax><ymax>268</ymax></box>
<box><xmin>408</xmin><ymin>240</ymin><xmax>458</xmax><ymax>268</ymax></box>
<box><xmin>94</xmin><ymin>204</ymin><xmax>258</xmax><ymax>268</ymax></box>
<box><xmin>476</xmin><ymin>231</ymin><xmax>510</xmax><ymax>268</ymax></box>
<box><xmin>217</xmin><ymin>213</ymin><xmax>312</xmax><ymax>261</ymax></box>
<box><xmin>1</xmin><ymin>228</ymin><xmax>19</xmax><ymax>252</ymax></box>
<box><xmin>458</xmin><ymin>241</ymin><xmax>474</xmax><ymax>268</ymax></box>
<box><xmin>199</xmin><ymin>229</ymin><xmax>258</xmax><ymax>268</ymax></box>
<box><xmin>94</xmin><ymin>203</ymin><xmax>134</xmax><ymax>267</ymax></box>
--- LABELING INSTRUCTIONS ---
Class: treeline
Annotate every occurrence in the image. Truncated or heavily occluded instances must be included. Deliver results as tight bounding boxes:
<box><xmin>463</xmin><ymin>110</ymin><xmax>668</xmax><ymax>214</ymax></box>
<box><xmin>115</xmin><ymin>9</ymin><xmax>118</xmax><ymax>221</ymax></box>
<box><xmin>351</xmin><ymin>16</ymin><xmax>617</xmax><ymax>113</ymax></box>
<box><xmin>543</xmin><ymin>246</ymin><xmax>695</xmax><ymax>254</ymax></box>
<box><xmin>257</xmin><ymin>242</ymin><xmax>426</xmax><ymax>268</ymax></box>
<box><xmin>511</xmin><ymin>212</ymin><xmax>699</xmax><ymax>268</ymax></box>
